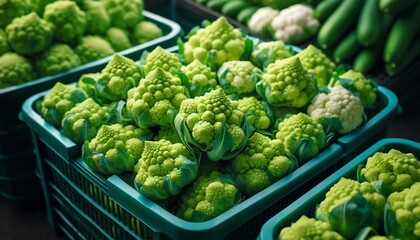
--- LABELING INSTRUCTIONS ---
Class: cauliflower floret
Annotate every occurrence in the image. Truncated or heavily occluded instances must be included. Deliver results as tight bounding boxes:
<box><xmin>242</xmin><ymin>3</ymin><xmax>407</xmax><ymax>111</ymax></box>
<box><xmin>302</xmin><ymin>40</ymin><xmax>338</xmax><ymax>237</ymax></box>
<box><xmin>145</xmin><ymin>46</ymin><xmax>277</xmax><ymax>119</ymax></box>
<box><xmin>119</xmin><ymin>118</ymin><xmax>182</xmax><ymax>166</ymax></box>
<box><xmin>80</xmin><ymin>0</ymin><xmax>110</xmax><ymax>35</ymax></box>
<box><xmin>236</xmin><ymin>96</ymin><xmax>272</xmax><ymax>131</ymax></box>
<box><xmin>101</xmin><ymin>0</ymin><xmax>143</xmax><ymax>29</ymax></box>
<box><xmin>142</xmin><ymin>46</ymin><xmax>183</xmax><ymax>75</ymax></box>
<box><xmin>104</xmin><ymin>27</ymin><xmax>132</xmax><ymax>52</ymax></box>
<box><xmin>247</xmin><ymin>7</ymin><xmax>279</xmax><ymax>39</ymax></box>
<box><xmin>132</xmin><ymin>20</ymin><xmax>163</xmax><ymax>44</ymax></box>
<box><xmin>250</xmin><ymin>40</ymin><xmax>292</xmax><ymax>69</ymax></box>
<box><xmin>0</xmin><ymin>29</ymin><xmax>9</xmax><ymax>55</ymax></box>
<box><xmin>181</xmin><ymin>59</ymin><xmax>218</xmax><ymax>97</ymax></box>
<box><xmin>0</xmin><ymin>0</ymin><xmax>30</xmax><ymax>28</ymax></box>
<box><xmin>75</xmin><ymin>36</ymin><xmax>115</xmax><ymax>64</ymax></box>
<box><xmin>280</xmin><ymin>216</ymin><xmax>345</xmax><ymax>240</ymax></box>
<box><xmin>0</xmin><ymin>52</ymin><xmax>35</xmax><ymax>89</ymax></box>
<box><xmin>35</xmin><ymin>43</ymin><xmax>82</xmax><ymax>77</ymax></box>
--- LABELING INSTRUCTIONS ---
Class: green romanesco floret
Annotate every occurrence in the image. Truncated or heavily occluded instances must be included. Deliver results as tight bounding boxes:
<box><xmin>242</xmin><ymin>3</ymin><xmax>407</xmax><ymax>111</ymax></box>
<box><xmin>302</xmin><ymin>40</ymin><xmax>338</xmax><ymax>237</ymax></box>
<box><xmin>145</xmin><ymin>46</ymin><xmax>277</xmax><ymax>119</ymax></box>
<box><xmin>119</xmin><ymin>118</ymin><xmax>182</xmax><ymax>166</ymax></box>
<box><xmin>384</xmin><ymin>182</ymin><xmax>420</xmax><ymax>240</ymax></box>
<box><xmin>181</xmin><ymin>59</ymin><xmax>218</xmax><ymax>97</ymax></box>
<box><xmin>75</xmin><ymin>36</ymin><xmax>115</xmax><ymax>64</ymax></box>
<box><xmin>182</xmin><ymin>17</ymin><xmax>246</xmax><ymax>69</ymax></box>
<box><xmin>104</xmin><ymin>27</ymin><xmax>132</xmax><ymax>52</ymax></box>
<box><xmin>0</xmin><ymin>0</ymin><xmax>30</xmax><ymax>28</ymax></box>
<box><xmin>217</xmin><ymin>60</ymin><xmax>262</xmax><ymax>98</ymax></box>
<box><xmin>175</xmin><ymin>171</ymin><xmax>241</xmax><ymax>222</ymax></box>
<box><xmin>61</xmin><ymin>98</ymin><xmax>110</xmax><ymax>144</ymax></box>
<box><xmin>83</xmin><ymin>123</ymin><xmax>151</xmax><ymax>174</ymax></box>
<box><xmin>359</xmin><ymin>149</ymin><xmax>419</xmax><ymax>194</ymax></box>
<box><xmin>5</xmin><ymin>12</ymin><xmax>53</xmax><ymax>55</ymax></box>
<box><xmin>153</xmin><ymin>127</ymin><xmax>182</xmax><ymax>143</ymax></box>
<box><xmin>35</xmin><ymin>43</ymin><xmax>82</xmax><ymax>77</ymax></box>
<box><xmin>256</xmin><ymin>56</ymin><xmax>318</xmax><ymax>108</ymax></box>
<box><xmin>316</xmin><ymin>177</ymin><xmax>386</xmax><ymax>239</ymax></box>
<box><xmin>134</xmin><ymin>139</ymin><xmax>198</xmax><ymax>200</ymax></box>
<box><xmin>330</xmin><ymin>70</ymin><xmax>378</xmax><ymax>108</ymax></box>
<box><xmin>0</xmin><ymin>28</ymin><xmax>9</xmax><ymax>55</ymax></box>
<box><xmin>307</xmin><ymin>86</ymin><xmax>364</xmax><ymax>134</ymax></box>
<box><xmin>236</xmin><ymin>96</ymin><xmax>272</xmax><ymax>131</ymax></box>
<box><xmin>101</xmin><ymin>0</ymin><xmax>143</xmax><ymax>29</ymax></box>
<box><xmin>132</xmin><ymin>20</ymin><xmax>163</xmax><ymax>45</ymax></box>
<box><xmin>80</xmin><ymin>0</ymin><xmax>110</xmax><ymax>35</ymax></box>
<box><xmin>126</xmin><ymin>67</ymin><xmax>188</xmax><ymax>129</ymax></box>
<box><xmin>0</xmin><ymin>52</ymin><xmax>35</xmax><ymax>89</ymax></box>
<box><xmin>279</xmin><ymin>215</ymin><xmax>345</xmax><ymax>240</ymax></box>
<box><xmin>297</xmin><ymin>44</ymin><xmax>336</xmax><ymax>86</ymax></box>
<box><xmin>175</xmin><ymin>88</ymin><xmax>250</xmax><ymax>161</ymax></box>
<box><xmin>275</xmin><ymin>113</ymin><xmax>326</xmax><ymax>164</ymax></box>
<box><xmin>39</xmin><ymin>82</ymin><xmax>88</xmax><ymax>127</ymax></box>
<box><xmin>231</xmin><ymin>132</ymin><xmax>295</xmax><ymax>196</ymax></box>
<box><xmin>142</xmin><ymin>46</ymin><xmax>183</xmax><ymax>76</ymax></box>
<box><xmin>43</xmin><ymin>0</ymin><xmax>86</xmax><ymax>43</ymax></box>
<box><xmin>250</xmin><ymin>40</ymin><xmax>292</xmax><ymax>70</ymax></box>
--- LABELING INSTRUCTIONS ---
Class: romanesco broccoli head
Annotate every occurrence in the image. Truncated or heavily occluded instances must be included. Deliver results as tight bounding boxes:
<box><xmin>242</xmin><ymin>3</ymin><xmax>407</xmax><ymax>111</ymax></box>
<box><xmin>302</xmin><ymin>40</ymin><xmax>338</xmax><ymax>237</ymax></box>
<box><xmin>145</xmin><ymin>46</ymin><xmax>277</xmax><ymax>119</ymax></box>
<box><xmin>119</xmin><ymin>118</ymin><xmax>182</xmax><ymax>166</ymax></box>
<box><xmin>80</xmin><ymin>0</ymin><xmax>110</xmax><ymax>35</ymax></box>
<box><xmin>61</xmin><ymin>98</ymin><xmax>110</xmax><ymax>144</ymax></box>
<box><xmin>384</xmin><ymin>182</ymin><xmax>420</xmax><ymax>240</ymax></box>
<box><xmin>0</xmin><ymin>0</ymin><xmax>30</xmax><ymax>28</ymax></box>
<box><xmin>0</xmin><ymin>52</ymin><xmax>35</xmax><ymax>89</ymax></box>
<box><xmin>142</xmin><ymin>46</ymin><xmax>183</xmax><ymax>76</ymax></box>
<box><xmin>232</xmin><ymin>132</ymin><xmax>295</xmax><ymax>196</ymax></box>
<box><xmin>359</xmin><ymin>149</ymin><xmax>419</xmax><ymax>194</ymax></box>
<box><xmin>175</xmin><ymin>171</ymin><xmax>241</xmax><ymax>222</ymax></box>
<box><xmin>297</xmin><ymin>44</ymin><xmax>336</xmax><ymax>86</ymax></box>
<box><xmin>43</xmin><ymin>0</ymin><xmax>86</xmax><ymax>43</ymax></box>
<box><xmin>35</xmin><ymin>43</ymin><xmax>82</xmax><ymax>77</ymax></box>
<box><xmin>0</xmin><ymin>28</ymin><xmax>9</xmax><ymax>55</ymax></box>
<box><xmin>101</xmin><ymin>0</ymin><xmax>143</xmax><ymax>29</ymax></box>
<box><xmin>279</xmin><ymin>215</ymin><xmax>345</xmax><ymax>240</ymax></box>
<box><xmin>183</xmin><ymin>17</ymin><xmax>246</xmax><ymax>69</ymax></box>
<box><xmin>83</xmin><ymin>123</ymin><xmax>151</xmax><ymax>174</ymax></box>
<box><xmin>153</xmin><ymin>127</ymin><xmax>182</xmax><ymax>143</ymax></box>
<box><xmin>236</xmin><ymin>96</ymin><xmax>272</xmax><ymax>131</ymax></box>
<box><xmin>126</xmin><ymin>67</ymin><xmax>188</xmax><ymax>129</ymax></box>
<box><xmin>217</xmin><ymin>60</ymin><xmax>262</xmax><ymax>98</ymax></box>
<box><xmin>257</xmin><ymin>56</ymin><xmax>318</xmax><ymax>108</ymax></box>
<box><xmin>134</xmin><ymin>139</ymin><xmax>198</xmax><ymax>200</ymax></box>
<box><xmin>75</xmin><ymin>36</ymin><xmax>115</xmax><ymax>64</ymax></box>
<box><xmin>132</xmin><ymin>20</ymin><xmax>163</xmax><ymax>45</ymax></box>
<box><xmin>250</xmin><ymin>40</ymin><xmax>292</xmax><ymax>69</ymax></box>
<box><xmin>181</xmin><ymin>59</ymin><xmax>218</xmax><ymax>97</ymax></box>
<box><xmin>5</xmin><ymin>12</ymin><xmax>53</xmax><ymax>55</ymax></box>
<box><xmin>104</xmin><ymin>27</ymin><xmax>132</xmax><ymax>52</ymax></box>
<box><xmin>307</xmin><ymin>86</ymin><xmax>364</xmax><ymax>134</ymax></box>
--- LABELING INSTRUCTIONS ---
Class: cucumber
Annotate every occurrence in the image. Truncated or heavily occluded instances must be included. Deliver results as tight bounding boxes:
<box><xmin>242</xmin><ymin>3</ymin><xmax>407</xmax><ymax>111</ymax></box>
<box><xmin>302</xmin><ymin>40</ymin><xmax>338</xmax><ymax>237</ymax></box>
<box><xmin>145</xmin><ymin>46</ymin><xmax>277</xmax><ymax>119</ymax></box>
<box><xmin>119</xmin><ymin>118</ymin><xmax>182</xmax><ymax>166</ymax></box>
<box><xmin>380</xmin><ymin>0</ymin><xmax>420</xmax><ymax>14</ymax></box>
<box><xmin>333</xmin><ymin>30</ymin><xmax>361</xmax><ymax>63</ymax></box>
<box><xmin>221</xmin><ymin>0</ymin><xmax>251</xmax><ymax>18</ymax></box>
<box><xmin>237</xmin><ymin>5</ymin><xmax>260</xmax><ymax>24</ymax></box>
<box><xmin>196</xmin><ymin>0</ymin><xmax>209</xmax><ymax>4</ymax></box>
<box><xmin>384</xmin><ymin>3</ymin><xmax>420</xmax><ymax>64</ymax></box>
<box><xmin>385</xmin><ymin>36</ymin><xmax>420</xmax><ymax>76</ymax></box>
<box><xmin>314</xmin><ymin>0</ymin><xmax>343</xmax><ymax>21</ymax></box>
<box><xmin>317</xmin><ymin>0</ymin><xmax>364</xmax><ymax>49</ymax></box>
<box><xmin>357</xmin><ymin>0</ymin><xmax>383</xmax><ymax>47</ymax></box>
<box><xmin>206</xmin><ymin>0</ymin><xmax>230</xmax><ymax>11</ymax></box>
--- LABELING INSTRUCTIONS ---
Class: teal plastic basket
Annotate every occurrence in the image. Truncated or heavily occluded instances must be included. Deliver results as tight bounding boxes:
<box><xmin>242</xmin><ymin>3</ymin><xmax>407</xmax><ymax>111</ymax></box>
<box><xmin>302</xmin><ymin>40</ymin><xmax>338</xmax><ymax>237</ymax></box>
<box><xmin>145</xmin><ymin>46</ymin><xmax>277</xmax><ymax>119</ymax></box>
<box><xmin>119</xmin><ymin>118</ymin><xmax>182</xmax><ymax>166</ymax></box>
<box><xmin>258</xmin><ymin>138</ymin><xmax>420</xmax><ymax>240</ymax></box>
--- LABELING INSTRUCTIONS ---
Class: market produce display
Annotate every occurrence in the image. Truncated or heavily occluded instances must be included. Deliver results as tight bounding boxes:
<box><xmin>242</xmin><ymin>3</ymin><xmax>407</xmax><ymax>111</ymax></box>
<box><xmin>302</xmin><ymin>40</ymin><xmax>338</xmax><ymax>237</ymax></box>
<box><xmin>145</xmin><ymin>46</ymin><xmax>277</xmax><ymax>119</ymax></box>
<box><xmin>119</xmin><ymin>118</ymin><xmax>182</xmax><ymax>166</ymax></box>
<box><xmin>35</xmin><ymin>17</ymin><xmax>381</xmax><ymax>222</ymax></box>
<box><xmin>0</xmin><ymin>0</ymin><xmax>164</xmax><ymax>89</ymax></box>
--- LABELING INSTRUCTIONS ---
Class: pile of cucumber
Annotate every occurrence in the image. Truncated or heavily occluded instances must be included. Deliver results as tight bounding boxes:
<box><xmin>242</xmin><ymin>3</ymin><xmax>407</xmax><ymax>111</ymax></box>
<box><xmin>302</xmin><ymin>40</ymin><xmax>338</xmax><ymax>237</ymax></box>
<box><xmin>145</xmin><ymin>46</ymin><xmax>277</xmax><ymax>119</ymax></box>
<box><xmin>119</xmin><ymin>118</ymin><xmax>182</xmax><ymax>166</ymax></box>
<box><xmin>315</xmin><ymin>0</ymin><xmax>420</xmax><ymax>76</ymax></box>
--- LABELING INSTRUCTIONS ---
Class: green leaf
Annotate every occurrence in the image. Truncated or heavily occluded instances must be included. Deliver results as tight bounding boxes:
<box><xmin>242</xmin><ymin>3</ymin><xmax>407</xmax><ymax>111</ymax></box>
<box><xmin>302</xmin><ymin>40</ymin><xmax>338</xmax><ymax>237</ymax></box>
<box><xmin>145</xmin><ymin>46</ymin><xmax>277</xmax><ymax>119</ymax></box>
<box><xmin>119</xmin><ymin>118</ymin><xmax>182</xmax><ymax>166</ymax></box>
<box><xmin>357</xmin><ymin>164</ymin><xmax>367</xmax><ymax>182</ymax></box>
<box><xmin>174</xmin><ymin>114</ymin><xmax>203</xmax><ymax>161</ymax></box>
<box><xmin>354</xmin><ymin>226</ymin><xmax>379</xmax><ymax>240</ymax></box>
<box><xmin>320</xmin><ymin>117</ymin><xmax>341</xmax><ymax>136</ymax></box>
<box><xmin>109</xmin><ymin>101</ymin><xmax>134</xmax><ymax>125</ymax></box>
<box><xmin>372</xmin><ymin>180</ymin><xmax>393</xmax><ymax>197</ymax></box>
<box><xmin>205</xmin><ymin>49</ymin><xmax>217</xmax><ymax>71</ymax></box>
<box><xmin>293</xmin><ymin>137</ymin><xmax>317</xmax><ymax>165</ymax></box>
<box><xmin>384</xmin><ymin>200</ymin><xmax>398</xmax><ymax>238</ymax></box>
<box><xmin>240</xmin><ymin>37</ymin><xmax>254</xmax><ymax>61</ymax></box>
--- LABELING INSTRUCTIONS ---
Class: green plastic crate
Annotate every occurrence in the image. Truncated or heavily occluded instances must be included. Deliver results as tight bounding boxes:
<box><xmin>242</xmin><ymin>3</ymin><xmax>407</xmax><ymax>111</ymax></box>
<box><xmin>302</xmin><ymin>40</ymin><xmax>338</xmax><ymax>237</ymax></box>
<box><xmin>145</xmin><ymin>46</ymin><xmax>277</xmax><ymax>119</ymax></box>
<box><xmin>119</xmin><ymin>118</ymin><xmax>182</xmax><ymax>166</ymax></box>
<box><xmin>0</xmin><ymin>172</ymin><xmax>43</xmax><ymax>204</ymax></box>
<box><xmin>258</xmin><ymin>138</ymin><xmax>420</xmax><ymax>240</ymax></box>
<box><xmin>0</xmin><ymin>149</ymin><xmax>36</xmax><ymax>178</ymax></box>
<box><xmin>0</xmin><ymin>123</ymin><xmax>32</xmax><ymax>156</ymax></box>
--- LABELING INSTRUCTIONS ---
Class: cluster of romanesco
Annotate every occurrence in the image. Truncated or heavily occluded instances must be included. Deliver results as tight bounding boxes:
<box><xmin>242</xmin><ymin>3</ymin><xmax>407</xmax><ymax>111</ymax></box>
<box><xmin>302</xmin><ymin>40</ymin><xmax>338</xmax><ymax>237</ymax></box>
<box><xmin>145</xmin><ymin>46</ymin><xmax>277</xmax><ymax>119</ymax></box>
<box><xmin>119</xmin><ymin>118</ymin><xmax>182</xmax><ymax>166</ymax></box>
<box><xmin>0</xmin><ymin>0</ymin><xmax>163</xmax><ymax>89</ymax></box>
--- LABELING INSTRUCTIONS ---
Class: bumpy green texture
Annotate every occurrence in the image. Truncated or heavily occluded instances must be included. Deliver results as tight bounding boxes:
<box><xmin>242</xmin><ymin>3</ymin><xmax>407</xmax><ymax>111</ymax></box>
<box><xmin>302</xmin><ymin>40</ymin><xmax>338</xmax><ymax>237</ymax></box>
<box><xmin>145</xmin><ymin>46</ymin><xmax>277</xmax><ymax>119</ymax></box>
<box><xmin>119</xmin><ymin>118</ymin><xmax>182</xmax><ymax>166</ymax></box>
<box><xmin>35</xmin><ymin>43</ymin><xmax>81</xmax><ymax>77</ymax></box>
<box><xmin>5</xmin><ymin>12</ymin><xmax>53</xmax><ymax>55</ymax></box>
<box><xmin>330</xmin><ymin>70</ymin><xmax>378</xmax><ymax>108</ymax></box>
<box><xmin>385</xmin><ymin>182</ymin><xmax>420</xmax><ymax>240</ymax></box>
<box><xmin>134</xmin><ymin>139</ymin><xmax>198</xmax><ymax>200</ymax></box>
<box><xmin>104</xmin><ymin>27</ymin><xmax>131</xmax><ymax>52</ymax></box>
<box><xmin>231</xmin><ymin>132</ymin><xmax>294</xmax><ymax>196</ymax></box>
<box><xmin>0</xmin><ymin>29</ymin><xmax>9</xmax><ymax>55</ymax></box>
<box><xmin>142</xmin><ymin>46</ymin><xmax>183</xmax><ymax>76</ymax></box>
<box><xmin>307</xmin><ymin>86</ymin><xmax>364</xmax><ymax>134</ymax></box>
<box><xmin>279</xmin><ymin>215</ymin><xmax>345</xmax><ymax>240</ymax></box>
<box><xmin>181</xmin><ymin>59</ymin><xmax>218</xmax><ymax>97</ymax></box>
<box><xmin>275</xmin><ymin>113</ymin><xmax>326</xmax><ymax>164</ymax></box>
<box><xmin>175</xmin><ymin>88</ymin><xmax>250</xmax><ymax>161</ymax></box>
<box><xmin>175</xmin><ymin>171</ymin><xmax>240</xmax><ymax>222</ymax></box>
<box><xmin>43</xmin><ymin>1</ymin><xmax>86</xmax><ymax>43</ymax></box>
<box><xmin>183</xmin><ymin>17</ymin><xmax>246</xmax><ymax>69</ymax></box>
<box><xmin>83</xmin><ymin>123</ymin><xmax>151</xmax><ymax>174</ymax></box>
<box><xmin>316</xmin><ymin>178</ymin><xmax>386</xmax><ymax>239</ymax></box>
<box><xmin>256</xmin><ymin>56</ymin><xmax>318</xmax><ymax>108</ymax></box>
<box><xmin>132</xmin><ymin>21</ymin><xmax>163</xmax><ymax>44</ymax></box>
<box><xmin>251</xmin><ymin>40</ymin><xmax>292</xmax><ymax>69</ymax></box>
<box><xmin>153</xmin><ymin>127</ymin><xmax>182</xmax><ymax>144</ymax></box>
<box><xmin>0</xmin><ymin>0</ymin><xmax>30</xmax><ymax>28</ymax></box>
<box><xmin>217</xmin><ymin>60</ymin><xmax>262</xmax><ymax>98</ymax></box>
<box><xmin>39</xmin><ymin>82</ymin><xmax>88</xmax><ymax>127</ymax></box>
<box><xmin>126</xmin><ymin>67</ymin><xmax>188</xmax><ymax>129</ymax></box>
<box><xmin>359</xmin><ymin>149</ymin><xmax>419</xmax><ymax>194</ymax></box>
<box><xmin>80</xmin><ymin>0</ymin><xmax>110</xmax><ymax>35</ymax></box>
<box><xmin>236</xmin><ymin>96</ymin><xmax>272</xmax><ymax>131</ymax></box>
<box><xmin>101</xmin><ymin>0</ymin><xmax>143</xmax><ymax>29</ymax></box>
<box><xmin>75</xmin><ymin>36</ymin><xmax>115</xmax><ymax>64</ymax></box>
<box><xmin>297</xmin><ymin>44</ymin><xmax>336</xmax><ymax>86</ymax></box>
<box><xmin>61</xmin><ymin>98</ymin><xmax>110</xmax><ymax>144</ymax></box>
<box><xmin>0</xmin><ymin>53</ymin><xmax>35</xmax><ymax>89</ymax></box>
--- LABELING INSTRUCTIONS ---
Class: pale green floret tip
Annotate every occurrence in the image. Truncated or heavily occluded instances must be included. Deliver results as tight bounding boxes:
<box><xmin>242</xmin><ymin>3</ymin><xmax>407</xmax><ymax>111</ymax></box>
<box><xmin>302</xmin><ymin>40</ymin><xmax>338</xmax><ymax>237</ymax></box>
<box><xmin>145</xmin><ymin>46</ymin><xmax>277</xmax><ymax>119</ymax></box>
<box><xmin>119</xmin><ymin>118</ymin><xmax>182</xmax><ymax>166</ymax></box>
<box><xmin>75</xmin><ymin>36</ymin><xmax>115</xmax><ymax>64</ymax></box>
<box><xmin>251</xmin><ymin>40</ymin><xmax>292</xmax><ymax>69</ymax></box>
<box><xmin>0</xmin><ymin>53</ymin><xmax>35</xmax><ymax>89</ymax></box>
<box><xmin>104</xmin><ymin>27</ymin><xmax>132</xmax><ymax>52</ymax></box>
<box><xmin>35</xmin><ymin>43</ymin><xmax>82</xmax><ymax>77</ymax></box>
<box><xmin>101</xmin><ymin>0</ymin><xmax>143</xmax><ymax>29</ymax></box>
<box><xmin>132</xmin><ymin>21</ymin><xmax>163</xmax><ymax>44</ymax></box>
<box><xmin>181</xmin><ymin>59</ymin><xmax>218</xmax><ymax>97</ymax></box>
<box><xmin>279</xmin><ymin>215</ymin><xmax>345</xmax><ymax>240</ymax></box>
<box><xmin>0</xmin><ymin>29</ymin><xmax>9</xmax><ymax>55</ymax></box>
<box><xmin>236</xmin><ymin>97</ymin><xmax>271</xmax><ymax>131</ymax></box>
<box><xmin>81</xmin><ymin>0</ymin><xmax>110</xmax><ymax>35</ymax></box>
<box><xmin>5</xmin><ymin>12</ymin><xmax>53</xmax><ymax>55</ymax></box>
<box><xmin>175</xmin><ymin>171</ymin><xmax>240</xmax><ymax>222</ymax></box>
<box><xmin>143</xmin><ymin>46</ymin><xmax>183</xmax><ymax>75</ymax></box>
